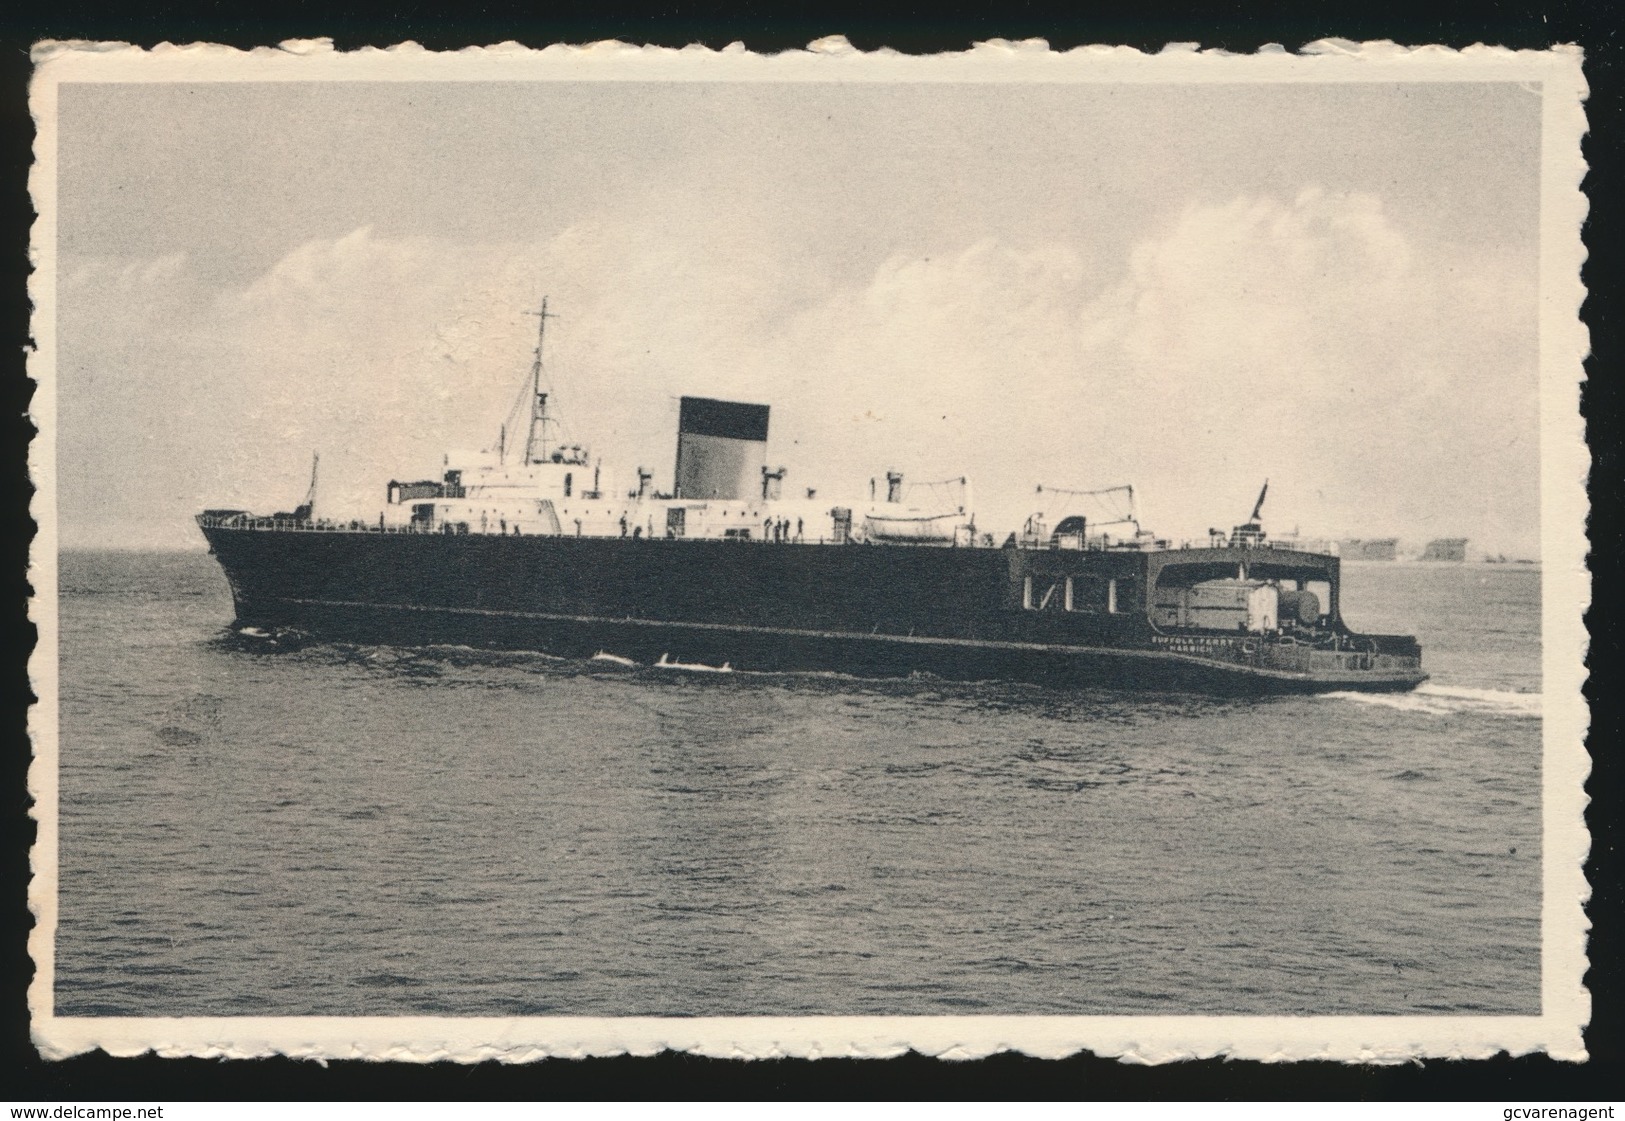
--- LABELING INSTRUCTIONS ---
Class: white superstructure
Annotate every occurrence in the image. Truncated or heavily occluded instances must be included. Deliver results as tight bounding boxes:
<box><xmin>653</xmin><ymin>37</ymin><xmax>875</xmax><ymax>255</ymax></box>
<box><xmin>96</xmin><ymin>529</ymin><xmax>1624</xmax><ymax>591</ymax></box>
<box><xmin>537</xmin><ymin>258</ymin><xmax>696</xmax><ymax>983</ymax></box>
<box><xmin>378</xmin><ymin>301</ymin><xmax>977</xmax><ymax>547</ymax></box>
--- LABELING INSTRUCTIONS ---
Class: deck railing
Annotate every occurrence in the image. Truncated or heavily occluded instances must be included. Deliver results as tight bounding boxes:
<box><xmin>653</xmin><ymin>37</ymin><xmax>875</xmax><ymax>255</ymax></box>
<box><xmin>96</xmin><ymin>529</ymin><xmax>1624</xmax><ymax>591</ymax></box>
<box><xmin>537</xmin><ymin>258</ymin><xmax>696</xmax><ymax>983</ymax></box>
<box><xmin>196</xmin><ymin>513</ymin><xmax>1338</xmax><ymax>557</ymax></box>
<box><xmin>198</xmin><ymin>514</ymin><xmax>424</xmax><ymax>533</ymax></box>
<box><xmin>197</xmin><ymin>514</ymin><xmax>862</xmax><ymax>546</ymax></box>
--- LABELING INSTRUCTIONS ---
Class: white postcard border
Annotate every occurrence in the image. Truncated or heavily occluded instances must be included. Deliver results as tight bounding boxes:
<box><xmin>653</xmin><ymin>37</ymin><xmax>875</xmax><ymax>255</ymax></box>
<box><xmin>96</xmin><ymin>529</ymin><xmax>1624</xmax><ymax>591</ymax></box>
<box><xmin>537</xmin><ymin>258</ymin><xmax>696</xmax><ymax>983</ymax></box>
<box><xmin>26</xmin><ymin>38</ymin><xmax>1591</xmax><ymax>1063</ymax></box>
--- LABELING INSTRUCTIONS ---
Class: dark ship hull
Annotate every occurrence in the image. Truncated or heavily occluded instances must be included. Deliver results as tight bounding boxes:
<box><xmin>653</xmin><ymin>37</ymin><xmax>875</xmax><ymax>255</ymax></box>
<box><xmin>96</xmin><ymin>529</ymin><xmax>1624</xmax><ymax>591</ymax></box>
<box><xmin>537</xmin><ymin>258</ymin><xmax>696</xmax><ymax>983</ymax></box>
<box><xmin>199</xmin><ymin>522</ymin><xmax>1426</xmax><ymax>695</ymax></box>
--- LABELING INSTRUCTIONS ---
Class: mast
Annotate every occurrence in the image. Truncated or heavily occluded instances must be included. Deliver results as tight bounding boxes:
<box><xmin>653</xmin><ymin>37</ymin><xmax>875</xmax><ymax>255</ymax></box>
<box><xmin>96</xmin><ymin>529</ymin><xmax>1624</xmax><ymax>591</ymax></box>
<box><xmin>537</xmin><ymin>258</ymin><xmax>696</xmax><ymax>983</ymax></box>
<box><xmin>299</xmin><ymin>452</ymin><xmax>319</xmax><ymax>519</ymax></box>
<box><xmin>1248</xmin><ymin>479</ymin><xmax>1269</xmax><ymax>523</ymax></box>
<box><xmin>523</xmin><ymin>297</ymin><xmax>557</xmax><ymax>465</ymax></box>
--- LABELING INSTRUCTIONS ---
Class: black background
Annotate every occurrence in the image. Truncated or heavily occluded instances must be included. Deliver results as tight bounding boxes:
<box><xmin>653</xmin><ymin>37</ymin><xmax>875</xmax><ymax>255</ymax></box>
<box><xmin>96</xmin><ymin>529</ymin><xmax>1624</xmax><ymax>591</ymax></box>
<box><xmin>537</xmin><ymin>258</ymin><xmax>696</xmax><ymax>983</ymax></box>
<box><xmin>3</xmin><ymin>0</ymin><xmax>1619</xmax><ymax>1101</ymax></box>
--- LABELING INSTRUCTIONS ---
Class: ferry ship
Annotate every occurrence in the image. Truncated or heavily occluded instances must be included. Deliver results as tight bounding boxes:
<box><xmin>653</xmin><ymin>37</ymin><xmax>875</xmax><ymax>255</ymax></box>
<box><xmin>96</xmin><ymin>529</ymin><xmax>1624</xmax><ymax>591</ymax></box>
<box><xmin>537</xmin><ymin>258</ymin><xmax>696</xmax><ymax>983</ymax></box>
<box><xmin>197</xmin><ymin>302</ymin><xmax>1427</xmax><ymax>695</ymax></box>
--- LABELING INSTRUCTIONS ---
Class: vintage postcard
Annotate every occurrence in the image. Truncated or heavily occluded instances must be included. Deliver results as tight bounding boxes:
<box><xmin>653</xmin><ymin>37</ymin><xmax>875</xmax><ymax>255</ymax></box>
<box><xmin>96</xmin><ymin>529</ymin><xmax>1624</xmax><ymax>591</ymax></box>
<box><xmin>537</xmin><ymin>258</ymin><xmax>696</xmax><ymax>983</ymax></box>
<box><xmin>27</xmin><ymin>39</ymin><xmax>1589</xmax><ymax>1062</ymax></box>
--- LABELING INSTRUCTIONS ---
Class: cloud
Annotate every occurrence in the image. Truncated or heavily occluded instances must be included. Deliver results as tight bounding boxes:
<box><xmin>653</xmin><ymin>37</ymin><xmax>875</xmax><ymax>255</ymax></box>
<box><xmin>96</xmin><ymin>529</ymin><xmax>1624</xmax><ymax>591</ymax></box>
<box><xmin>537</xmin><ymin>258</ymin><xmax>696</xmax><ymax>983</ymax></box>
<box><xmin>747</xmin><ymin>189</ymin><xmax>1537</xmax><ymax>551</ymax></box>
<box><xmin>54</xmin><ymin>189</ymin><xmax>1539</xmax><ymax>557</ymax></box>
<box><xmin>54</xmin><ymin>215</ymin><xmax>839</xmax><ymax>547</ymax></box>
<box><xmin>1064</xmin><ymin>189</ymin><xmax>1537</xmax><ymax>548</ymax></box>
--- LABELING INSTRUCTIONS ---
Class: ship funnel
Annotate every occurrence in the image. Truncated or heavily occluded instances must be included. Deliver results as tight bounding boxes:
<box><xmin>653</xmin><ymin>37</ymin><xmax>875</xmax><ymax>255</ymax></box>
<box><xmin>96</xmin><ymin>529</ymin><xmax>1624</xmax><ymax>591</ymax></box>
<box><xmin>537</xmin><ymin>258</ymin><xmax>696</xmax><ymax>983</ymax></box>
<box><xmin>674</xmin><ymin>397</ymin><xmax>771</xmax><ymax>500</ymax></box>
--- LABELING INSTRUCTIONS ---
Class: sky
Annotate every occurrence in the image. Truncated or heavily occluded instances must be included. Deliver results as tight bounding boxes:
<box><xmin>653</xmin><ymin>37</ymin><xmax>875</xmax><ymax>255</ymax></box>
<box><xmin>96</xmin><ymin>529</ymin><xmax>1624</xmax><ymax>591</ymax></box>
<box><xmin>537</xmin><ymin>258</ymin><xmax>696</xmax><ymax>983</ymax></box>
<box><xmin>51</xmin><ymin>78</ymin><xmax>1544</xmax><ymax>555</ymax></box>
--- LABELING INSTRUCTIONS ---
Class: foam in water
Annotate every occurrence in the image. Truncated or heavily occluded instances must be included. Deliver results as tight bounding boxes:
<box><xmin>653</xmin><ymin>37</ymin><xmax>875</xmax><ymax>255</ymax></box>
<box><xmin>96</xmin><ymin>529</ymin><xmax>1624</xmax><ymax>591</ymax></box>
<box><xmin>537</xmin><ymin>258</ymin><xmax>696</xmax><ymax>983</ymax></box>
<box><xmin>1327</xmin><ymin>682</ymin><xmax>1542</xmax><ymax>718</ymax></box>
<box><xmin>654</xmin><ymin>653</ymin><xmax>734</xmax><ymax>673</ymax></box>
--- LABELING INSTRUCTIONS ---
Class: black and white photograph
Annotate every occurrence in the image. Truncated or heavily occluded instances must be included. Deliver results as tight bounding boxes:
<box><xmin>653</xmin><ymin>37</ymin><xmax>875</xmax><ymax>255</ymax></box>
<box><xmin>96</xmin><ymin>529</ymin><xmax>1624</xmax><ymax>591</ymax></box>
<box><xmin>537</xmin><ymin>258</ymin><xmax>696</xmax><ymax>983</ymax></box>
<box><xmin>26</xmin><ymin>40</ymin><xmax>1589</xmax><ymax>1061</ymax></box>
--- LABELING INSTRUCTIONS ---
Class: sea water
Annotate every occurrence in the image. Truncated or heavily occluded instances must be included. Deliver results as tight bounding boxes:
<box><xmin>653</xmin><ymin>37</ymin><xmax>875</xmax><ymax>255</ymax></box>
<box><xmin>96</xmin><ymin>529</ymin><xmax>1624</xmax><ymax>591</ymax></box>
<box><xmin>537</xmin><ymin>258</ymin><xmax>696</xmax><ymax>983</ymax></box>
<box><xmin>50</xmin><ymin>552</ymin><xmax>1543</xmax><ymax>1016</ymax></box>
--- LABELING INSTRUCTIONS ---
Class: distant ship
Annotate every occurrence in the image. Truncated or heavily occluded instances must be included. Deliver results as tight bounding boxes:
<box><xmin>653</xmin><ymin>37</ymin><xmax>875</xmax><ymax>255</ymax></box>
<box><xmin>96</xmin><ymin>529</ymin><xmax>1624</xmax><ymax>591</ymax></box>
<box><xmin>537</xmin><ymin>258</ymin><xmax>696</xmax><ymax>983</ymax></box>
<box><xmin>1421</xmin><ymin>537</ymin><xmax>1469</xmax><ymax>562</ymax></box>
<box><xmin>1338</xmin><ymin>537</ymin><xmax>1399</xmax><ymax>562</ymax></box>
<box><xmin>197</xmin><ymin>300</ymin><xmax>1426</xmax><ymax>695</ymax></box>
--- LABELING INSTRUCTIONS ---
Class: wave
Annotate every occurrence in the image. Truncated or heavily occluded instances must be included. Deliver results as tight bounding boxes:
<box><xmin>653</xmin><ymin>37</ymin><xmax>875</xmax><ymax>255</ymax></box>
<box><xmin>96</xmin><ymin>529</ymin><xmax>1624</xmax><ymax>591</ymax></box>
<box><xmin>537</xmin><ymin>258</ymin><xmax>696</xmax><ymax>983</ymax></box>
<box><xmin>1326</xmin><ymin>682</ymin><xmax>1541</xmax><ymax>718</ymax></box>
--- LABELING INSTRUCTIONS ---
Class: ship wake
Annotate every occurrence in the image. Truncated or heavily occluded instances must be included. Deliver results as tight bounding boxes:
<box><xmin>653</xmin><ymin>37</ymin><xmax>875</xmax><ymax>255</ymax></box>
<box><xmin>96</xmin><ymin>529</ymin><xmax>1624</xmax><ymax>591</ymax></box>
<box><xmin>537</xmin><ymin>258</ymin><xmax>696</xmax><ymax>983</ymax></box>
<box><xmin>1325</xmin><ymin>682</ymin><xmax>1541</xmax><ymax>719</ymax></box>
